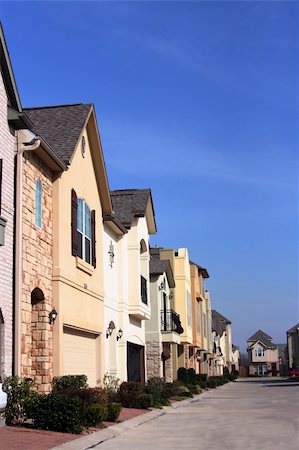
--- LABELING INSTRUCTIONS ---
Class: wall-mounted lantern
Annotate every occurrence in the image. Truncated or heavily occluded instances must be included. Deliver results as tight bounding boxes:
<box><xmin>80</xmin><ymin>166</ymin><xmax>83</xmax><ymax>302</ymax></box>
<box><xmin>108</xmin><ymin>241</ymin><xmax>115</xmax><ymax>267</ymax></box>
<box><xmin>49</xmin><ymin>308</ymin><xmax>58</xmax><ymax>325</ymax></box>
<box><xmin>116</xmin><ymin>329</ymin><xmax>123</xmax><ymax>341</ymax></box>
<box><xmin>106</xmin><ymin>321</ymin><xmax>115</xmax><ymax>338</ymax></box>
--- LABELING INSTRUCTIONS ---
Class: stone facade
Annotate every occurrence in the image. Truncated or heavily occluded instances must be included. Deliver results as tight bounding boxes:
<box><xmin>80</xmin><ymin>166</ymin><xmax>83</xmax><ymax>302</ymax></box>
<box><xmin>0</xmin><ymin>68</ymin><xmax>15</xmax><ymax>378</ymax></box>
<box><xmin>146</xmin><ymin>341</ymin><xmax>162</xmax><ymax>379</ymax></box>
<box><xmin>21</xmin><ymin>150</ymin><xmax>54</xmax><ymax>392</ymax></box>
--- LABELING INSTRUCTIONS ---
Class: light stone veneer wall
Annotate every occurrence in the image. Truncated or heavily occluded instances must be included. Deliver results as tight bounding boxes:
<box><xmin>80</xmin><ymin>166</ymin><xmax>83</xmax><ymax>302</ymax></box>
<box><xmin>146</xmin><ymin>341</ymin><xmax>162</xmax><ymax>378</ymax></box>
<box><xmin>21</xmin><ymin>151</ymin><xmax>54</xmax><ymax>392</ymax></box>
<box><xmin>0</xmin><ymin>70</ymin><xmax>15</xmax><ymax>377</ymax></box>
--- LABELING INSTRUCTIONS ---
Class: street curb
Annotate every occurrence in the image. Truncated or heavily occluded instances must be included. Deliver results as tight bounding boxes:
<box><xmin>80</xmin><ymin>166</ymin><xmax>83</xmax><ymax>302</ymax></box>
<box><xmin>49</xmin><ymin>392</ymin><xmax>209</xmax><ymax>450</ymax></box>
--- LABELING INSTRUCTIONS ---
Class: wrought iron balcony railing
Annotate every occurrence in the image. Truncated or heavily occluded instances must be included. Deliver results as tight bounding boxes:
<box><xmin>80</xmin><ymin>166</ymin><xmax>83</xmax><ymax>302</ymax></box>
<box><xmin>160</xmin><ymin>309</ymin><xmax>184</xmax><ymax>334</ymax></box>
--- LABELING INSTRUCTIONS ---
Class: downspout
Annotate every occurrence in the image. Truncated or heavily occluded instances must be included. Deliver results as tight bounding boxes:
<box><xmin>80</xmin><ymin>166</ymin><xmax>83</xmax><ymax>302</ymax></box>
<box><xmin>14</xmin><ymin>130</ymin><xmax>40</xmax><ymax>376</ymax></box>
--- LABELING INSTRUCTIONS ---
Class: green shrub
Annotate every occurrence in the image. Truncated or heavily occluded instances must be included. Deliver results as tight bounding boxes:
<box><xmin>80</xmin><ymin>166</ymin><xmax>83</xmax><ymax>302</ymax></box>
<box><xmin>209</xmin><ymin>376</ymin><xmax>225</xmax><ymax>386</ymax></box>
<box><xmin>67</xmin><ymin>387</ymin><xmax>108</xmax><ymax>405</ymax></box>
<box><xmin>52</xmin><ymin>375</ymin><xmax>88</xmax><ymax>392</ymax></box>
<box><xmin>187</xmin><ymin>368</ymin><xmax>197</xmax><ymax>385</ymax></box>
<box><xmin>177</xmin><ymin>367</ymin><xmax>189</xmax><ymax>386</ymax></box>
<box><xmin>187</xmin><ymin>384</ymin><xmax>201</xmax><ymax>394</ymax></box>
<box><xmin>85</xmin><ymin>403</ymin><xmax>108</xmax><ymax>426</ymax></box>
<box><xmin>162</xmin><ymin>382</ymin><xmax>179</xmax><ymax>399</ymax></box>
<box><xmin>101</xmin><ymin>373</ymin><xmax>121</xmax><ymax>403</ymax></box>
<box><xmin>3</xmin><ymin>376</ymin><xmax>37</xmax><ymax>425</ymax></box>
<box><xmin>31</xmin><ymin>393</ymin><xmax>85</xmax><ymax>434</ymax></box>
<box><xmin>227</xmin><ymin>373</ymin><xmax>236</xmax><ymax>382</ymax></box>
<box><xmin>177</xmin><ymin>385</ymin><xmax>193</xmax><ymax>397</ymax></box>
<box><xmin>198</xmin><ymin>380</ymin><xmax>208</xmax><ymax>389</ymax></box>
<box><xmin>138</xmin><ymin>393</ymin><xmax>153</xmax><ymax>409</ymax></box>
<box><xmin>196</xmin><ymin>374</ymin><xmax>208</xmax><ymax>382</ymax></box>
<box><xmin>118</xmin><ymin>382</ymin><xmax>145</xmax><ymax>408</ymax></box>
<box><xmin>145</xmin><ymin>377</ymin><xmax>166</xmax><ymax>407</ymax></box>
<box><xmin>106</xmin><ymin>402</ymin><xmax>122</xmax><ymax>422</ymax></box>
<box><xmin>207</xmin><ymin>379</ymin><xmax>217</xmax><ymax>389</ymax></box>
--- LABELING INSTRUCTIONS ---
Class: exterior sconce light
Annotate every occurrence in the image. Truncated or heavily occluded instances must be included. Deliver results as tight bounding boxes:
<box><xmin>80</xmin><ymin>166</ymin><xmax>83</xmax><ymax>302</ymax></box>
<box><xmin>108</xmin><ymin>241</ymin><xmax>115</xmax><ymax>267</ymax></box>
<box><xmin>169</xmin><ymin>292</ymin><xmax>174</xmax><ymax>299</ymax></box>
<box><xmin>116</xmin><ymin>329</ymin><xmax>123</xmax><ymax>341</ymax></box>
<box><xmin>106</xmin><ymin>321</ymin><xmax>115</xmax><ymax>338</ymax></box>
<box><xmin>49</xmin><ymin>308</ymin><xmax>58</xmax><ymax>325</ymax></box>
<box><xmin>159</xmin><ymin>282</ymin><xmax>164</xmax><ymax>291</ymax></box>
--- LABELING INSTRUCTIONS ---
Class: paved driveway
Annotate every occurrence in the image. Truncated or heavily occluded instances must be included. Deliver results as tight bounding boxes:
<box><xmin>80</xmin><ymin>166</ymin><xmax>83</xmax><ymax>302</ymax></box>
<box><xmin>93</xmin><ymin>378</ymin><xmax>299</xmax><ymax>450</ymax></box>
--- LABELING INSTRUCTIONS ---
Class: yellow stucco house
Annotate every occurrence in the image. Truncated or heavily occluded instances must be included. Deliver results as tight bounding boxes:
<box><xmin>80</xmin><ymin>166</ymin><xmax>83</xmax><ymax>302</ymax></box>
<box><xmin>190</xmin><ymin>261</ymin><xmax>209</xmax><ymax>375</ymax></box>
<box><xmin>24</xmin><ymin>103</ymin><xmax>118</xmax><ymax>386</ymax></box>
<box><xmin>159</xmin><ymin>248</ymin><xmax>193</xmax><ymax>379</ymax></box>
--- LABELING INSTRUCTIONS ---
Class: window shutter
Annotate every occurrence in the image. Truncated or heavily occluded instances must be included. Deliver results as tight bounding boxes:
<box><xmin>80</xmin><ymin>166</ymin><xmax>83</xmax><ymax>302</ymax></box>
<box><xmin>71</xmin><ymin>189</ymin><xmax>78</xmax><ymax>256</ymax></box>
<box><xmin>91</xmin><ymin>209</ymin><xmax>96</xmax><ymax>268</ymax></box>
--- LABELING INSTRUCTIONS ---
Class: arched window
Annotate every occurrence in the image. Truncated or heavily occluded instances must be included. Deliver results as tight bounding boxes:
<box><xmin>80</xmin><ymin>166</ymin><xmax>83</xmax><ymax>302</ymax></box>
<box><xmin>35</xmin><ymin>178</ymin><xmax>42</xmax><ymax>228</ymax></box>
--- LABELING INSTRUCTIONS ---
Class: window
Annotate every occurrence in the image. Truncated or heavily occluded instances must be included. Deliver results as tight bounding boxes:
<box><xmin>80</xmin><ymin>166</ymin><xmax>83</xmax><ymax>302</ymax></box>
<box><xmin>196</xmin><ymin>300</ymin><xmax>201</xmax><ymax>333</ymax></box>
<box><xmin>77</xmin><ymin>198</ymin><xmax>92</xmax><ymax>264</ymax></box>
<box><xmin>255</xmin><ymin>347</ymin><xmax>265</xmax><ymax>357</ymax></box>
<box><xmin>187</xmin><ymin>291</ymin><xmax>192</xmax><ymax>326</ymax></box>
<box><xmin>203</xmin><ymin>313</ymin><xmax>207</xmax><ymax>338</ymax></box>
<box><xmin>35</xmin><ymin>178</ymin><xmax>42</xmax><ymax>228</ymax></box>
<box><xmin>71</xmin><ymin>189</ymin><xmax>96</xmax><ymax>267</ymax></box>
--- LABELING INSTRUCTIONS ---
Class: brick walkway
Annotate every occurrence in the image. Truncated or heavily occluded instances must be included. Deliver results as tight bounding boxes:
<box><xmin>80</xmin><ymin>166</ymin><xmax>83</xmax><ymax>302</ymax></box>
<box><xmin>0</xmin><ymin>408</ymin><xmax>148</xmax><ymax>450</ymax></box>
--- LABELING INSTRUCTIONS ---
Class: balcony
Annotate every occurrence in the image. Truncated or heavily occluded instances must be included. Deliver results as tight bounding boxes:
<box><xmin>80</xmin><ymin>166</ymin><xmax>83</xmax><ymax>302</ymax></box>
<box><xmin>160</xmin><ymin>309</ymin><xmax>183</xmax><ymax>344</ymax></box>
<box><xmin>128</xmin><ymin>275</ymin><xmax>150</xmax><ymax>320</ymax></box>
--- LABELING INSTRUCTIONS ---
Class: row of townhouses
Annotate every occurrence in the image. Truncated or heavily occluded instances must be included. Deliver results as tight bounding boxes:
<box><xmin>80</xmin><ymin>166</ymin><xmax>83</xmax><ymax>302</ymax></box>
<box><xmin>0</xmin><ymin>25</ymin><xmax>239</xmax><ymax>392</ymax></box>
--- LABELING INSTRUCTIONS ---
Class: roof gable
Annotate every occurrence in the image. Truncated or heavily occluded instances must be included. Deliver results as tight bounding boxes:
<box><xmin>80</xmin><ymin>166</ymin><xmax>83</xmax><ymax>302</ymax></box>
<box><xmin>110</xmin><ymin>189</ymin><xmax>157</xmax><ymax>234</ymax></box>
<box><xmin>247</xmin><ymin>330</ymin><xmax>273</xmax><ymax>342</ymax></box>
<box><xmin>24</xmin><ymin>103</ymin><xmax>112</xmax><ymax>215</ymax></box>
<box><xmin>24</xmin><ymin>104</ymin><xmax>92</xmax><ymax>164</ymax></box>
<box><xmin>150</xmin><ymin>248</ymin><xmax>175</xmax><ymax>288</ymax></box>
<box><xmin>212</xmin><ymin>309</ymin><xmax>231</xmax><ymax>336</ymax></box>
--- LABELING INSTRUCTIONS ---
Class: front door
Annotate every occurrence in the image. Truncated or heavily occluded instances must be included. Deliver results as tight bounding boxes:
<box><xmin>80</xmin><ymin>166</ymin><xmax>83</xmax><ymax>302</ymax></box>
<box><xmin>127</xmin><ymin>342</ymin><xmax>145</xmax><ymax>382</ymax></box>
<box><xmin>271</xmin><ymin>363</ymin><xmax>277</xmax><ymax>376</ymax></box>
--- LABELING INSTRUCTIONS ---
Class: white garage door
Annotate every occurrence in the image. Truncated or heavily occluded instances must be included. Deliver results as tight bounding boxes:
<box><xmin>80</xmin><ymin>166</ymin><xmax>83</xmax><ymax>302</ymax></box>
<box><xmin>63</xmin><ymin>327</ymin><xmax>99</xmax><ymax>386</ymax></box>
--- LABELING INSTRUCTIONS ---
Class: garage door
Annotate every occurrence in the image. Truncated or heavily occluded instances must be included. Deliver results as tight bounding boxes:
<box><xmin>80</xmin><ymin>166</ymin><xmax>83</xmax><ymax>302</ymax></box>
<box><xmin>63</xmin><ymin>327</ymin><xmax>99</xmax><ymax>386</ymax></box>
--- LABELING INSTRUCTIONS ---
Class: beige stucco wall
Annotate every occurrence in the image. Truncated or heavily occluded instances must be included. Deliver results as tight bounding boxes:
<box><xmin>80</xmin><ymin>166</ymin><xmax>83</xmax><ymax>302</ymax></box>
<box><xmin>160</xmin><ymin>248</ymin><xmax>192</xmax><ymax>345</ymax></box>
<box><xmin>103</xmin><ymin>215</ymin><xmax>151</xmax><ymax>382</ymax></box>
<box><xmin>52</xmin><ymin>128</ymin><xmax>104</xmax><ymax>382</ymax></box>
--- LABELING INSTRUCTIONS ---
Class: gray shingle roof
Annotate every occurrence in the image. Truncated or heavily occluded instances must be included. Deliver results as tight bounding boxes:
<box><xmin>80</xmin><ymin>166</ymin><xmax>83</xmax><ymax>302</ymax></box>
<box><xmin>248</xmin><ymin>330</ymin><xmax>272</xmax><ymax>342</ymax></box>
<box><xmin>110</xmin><ymin>189</ymin><xmax>152</xmax><ymax>228</ymax></box>
<box><xmin>212</xmin><ymin>310</ymin><xmax>231</xmax><ymax>336</ymax></box>
<box><xmin>287</xmin><ymin>323</ymin><xmax>299</xmax><ymax>334</ymax></box>
<box><xmin>149</xmin><ymin>248</ymin><xmax>175</xmax><ymax>288</ymax></box>
<box><xmin>24</xmin><ymin>104</ymin><xmax>92</xmax><ymax>164</ymax></box>
<box><xmin>247</xmin><ymin>330</ymin><xmax>277</xmax><ymax>349</ymax></box>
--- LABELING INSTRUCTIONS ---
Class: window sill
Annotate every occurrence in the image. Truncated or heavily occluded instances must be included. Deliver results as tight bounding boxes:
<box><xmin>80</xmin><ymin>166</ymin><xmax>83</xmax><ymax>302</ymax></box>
<box><xmin>76</xmin><ymin>257</ymin><xmax>94</xmax><ymax>275</ymax></box>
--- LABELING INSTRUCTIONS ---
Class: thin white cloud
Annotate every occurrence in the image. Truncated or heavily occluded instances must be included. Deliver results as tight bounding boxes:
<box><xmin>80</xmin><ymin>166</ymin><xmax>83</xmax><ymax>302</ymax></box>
<box><xmin>103</xmin><ymin>121</ymin><xmax>297</xmax><ymax>190</ymax></box>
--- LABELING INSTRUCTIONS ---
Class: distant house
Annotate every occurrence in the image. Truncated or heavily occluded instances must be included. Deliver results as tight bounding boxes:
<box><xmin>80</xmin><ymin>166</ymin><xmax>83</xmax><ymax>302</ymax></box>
<box><xmin>247</xmin><ymin>330</ymin><xmax>279</xmax><ymax>376</ymax></box>
<box><xmin>287</xmin><ymin>323</ymin><xmax>299</xmax><ymax>369</ymax></box>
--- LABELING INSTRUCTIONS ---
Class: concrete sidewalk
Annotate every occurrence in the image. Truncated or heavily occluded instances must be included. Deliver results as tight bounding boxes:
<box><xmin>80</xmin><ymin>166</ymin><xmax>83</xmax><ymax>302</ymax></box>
<box><xmin>49</xmin><ymin>392</ymin><xmax>209</xmax><ymax>450</ymax></box>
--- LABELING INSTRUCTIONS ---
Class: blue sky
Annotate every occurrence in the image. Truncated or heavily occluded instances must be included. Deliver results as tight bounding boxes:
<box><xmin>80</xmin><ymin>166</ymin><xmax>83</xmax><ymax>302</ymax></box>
<box><xmin>1</xmin><ymin>1</ymin><xmax>297</xmax><ymax>350</ymax></box>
